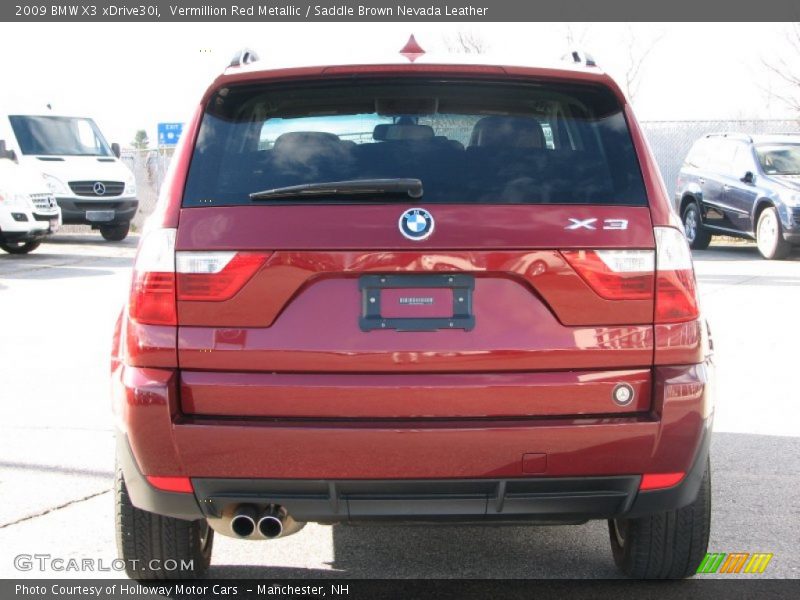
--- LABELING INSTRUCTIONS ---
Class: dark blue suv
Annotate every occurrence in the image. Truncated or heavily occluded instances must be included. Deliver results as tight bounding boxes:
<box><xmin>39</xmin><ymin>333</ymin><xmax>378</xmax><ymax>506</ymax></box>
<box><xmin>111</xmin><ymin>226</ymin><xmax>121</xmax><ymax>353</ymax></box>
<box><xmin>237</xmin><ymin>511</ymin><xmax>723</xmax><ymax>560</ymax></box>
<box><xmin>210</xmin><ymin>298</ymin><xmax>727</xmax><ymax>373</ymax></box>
<box><xmin>675</xmin><ymin>133</ymin><xmax>800</xmax><ymax>259</ymax></box>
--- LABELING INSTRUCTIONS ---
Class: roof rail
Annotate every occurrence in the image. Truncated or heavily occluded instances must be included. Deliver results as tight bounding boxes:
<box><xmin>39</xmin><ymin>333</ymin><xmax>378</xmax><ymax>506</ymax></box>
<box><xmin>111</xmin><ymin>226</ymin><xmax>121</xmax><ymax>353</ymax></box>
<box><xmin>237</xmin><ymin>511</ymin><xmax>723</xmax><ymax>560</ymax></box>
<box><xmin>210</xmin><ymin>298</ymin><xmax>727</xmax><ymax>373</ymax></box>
<box><xmin>562</xmin><ymin>50</ymin><xmax>597</xmax><ymax>68</ymax></box>
<box><xmin>229</xmin><ymin>47</ymin><xmax>259</xmax><ymax>68</ymax></box>
<box><xmin>705</xmin><ymin>132</ymin><xmax>753</xmax><ymax>143</ymax></box>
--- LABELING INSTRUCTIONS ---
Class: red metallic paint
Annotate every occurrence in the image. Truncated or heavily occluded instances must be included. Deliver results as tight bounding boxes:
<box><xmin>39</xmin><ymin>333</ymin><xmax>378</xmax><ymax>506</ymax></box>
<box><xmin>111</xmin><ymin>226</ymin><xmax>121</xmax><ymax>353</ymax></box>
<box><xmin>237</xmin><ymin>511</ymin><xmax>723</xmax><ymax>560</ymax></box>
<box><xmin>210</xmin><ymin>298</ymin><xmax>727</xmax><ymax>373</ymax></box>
<box><xmin>176</xmin><ymin>248</ymin><xmax>655</xmax><ymax>329</ymax></box>
<box><xmin>114</xmin><ymin>362</ymin><xmax>709</xmax><ymax>480</ymax></box>
<box><xmin>179</xmin><ymin>369</ymin><xmax>652</xmax><ymax>418</ymax></box>
<box><xmin>177</xmin><ymin>278</ymin><xmax>654</xmax><ymax>373</ymax></box>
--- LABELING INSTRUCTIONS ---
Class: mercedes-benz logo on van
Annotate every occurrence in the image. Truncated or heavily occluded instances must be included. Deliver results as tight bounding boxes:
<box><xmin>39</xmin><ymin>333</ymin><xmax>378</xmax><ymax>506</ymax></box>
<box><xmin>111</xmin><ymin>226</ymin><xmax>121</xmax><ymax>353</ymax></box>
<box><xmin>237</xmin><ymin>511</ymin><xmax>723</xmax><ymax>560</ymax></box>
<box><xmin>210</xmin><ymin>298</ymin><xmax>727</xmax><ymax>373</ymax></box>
<box><xmin>399</xmin><ymin>208</ymin><xmax>434</xmax><ymax>241</ymax></box>
<box><xmin>93</xmin><ymin>181</ymin><xmax>106</xmax><ymax>196</ymax></box>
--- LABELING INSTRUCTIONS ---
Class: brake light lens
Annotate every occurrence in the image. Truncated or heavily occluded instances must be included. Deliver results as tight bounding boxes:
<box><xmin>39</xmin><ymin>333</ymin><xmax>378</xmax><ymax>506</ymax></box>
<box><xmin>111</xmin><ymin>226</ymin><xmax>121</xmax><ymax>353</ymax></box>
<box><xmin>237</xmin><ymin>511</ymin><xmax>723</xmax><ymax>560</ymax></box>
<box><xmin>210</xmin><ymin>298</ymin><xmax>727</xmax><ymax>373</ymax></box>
<box><xmin>562</xmin><ymin>250</ymin><xmax>655</xmax><ymax>300</ymax></box>
<box><xmin>654</xmin><ymin>227</ymin><xmax>699</xmax><ymax>323</ymax></box>
<box><xmin>176</xmin><ymin>251</ymin><xmax>267</xmax><ymax>301</ymax></box>
<box><xmin>128</xmin><ymin>228</ymin><xmax>177</xmax><ymax>325</ymax></box>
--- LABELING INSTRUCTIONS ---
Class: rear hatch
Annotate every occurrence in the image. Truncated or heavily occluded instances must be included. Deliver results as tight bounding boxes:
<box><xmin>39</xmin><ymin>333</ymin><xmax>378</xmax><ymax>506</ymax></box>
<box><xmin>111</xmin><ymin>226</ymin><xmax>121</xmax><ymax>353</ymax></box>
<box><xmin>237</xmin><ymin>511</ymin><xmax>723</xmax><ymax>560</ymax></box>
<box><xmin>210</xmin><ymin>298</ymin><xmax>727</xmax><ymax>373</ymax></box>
<box><xmin>172</xmin><ymin>75</ymin><xmax>658</xmax><ymax>419</ymax></box>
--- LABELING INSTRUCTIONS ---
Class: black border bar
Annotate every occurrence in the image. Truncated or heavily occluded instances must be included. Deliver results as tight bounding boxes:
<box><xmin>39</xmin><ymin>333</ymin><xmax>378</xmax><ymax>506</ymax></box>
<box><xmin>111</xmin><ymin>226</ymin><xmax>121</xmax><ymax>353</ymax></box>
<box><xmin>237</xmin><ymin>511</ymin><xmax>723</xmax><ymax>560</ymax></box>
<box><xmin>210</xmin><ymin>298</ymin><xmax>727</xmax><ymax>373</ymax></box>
<box><xmin>3</xmin><ymin>1</ymin><xmax>800</xmax><ymax>22</ymax></box>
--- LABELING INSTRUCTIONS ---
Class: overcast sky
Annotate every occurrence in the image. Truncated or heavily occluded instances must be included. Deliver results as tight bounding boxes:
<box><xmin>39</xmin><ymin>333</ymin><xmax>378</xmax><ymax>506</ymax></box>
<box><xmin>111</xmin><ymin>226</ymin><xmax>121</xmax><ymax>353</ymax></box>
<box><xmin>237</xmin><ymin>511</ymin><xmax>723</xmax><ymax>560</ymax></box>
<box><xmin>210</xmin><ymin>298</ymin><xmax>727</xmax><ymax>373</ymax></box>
<box><xmin>0</xmin><ymin>22</ymin><xmax>797</xmax><ymax>146</ymax></box>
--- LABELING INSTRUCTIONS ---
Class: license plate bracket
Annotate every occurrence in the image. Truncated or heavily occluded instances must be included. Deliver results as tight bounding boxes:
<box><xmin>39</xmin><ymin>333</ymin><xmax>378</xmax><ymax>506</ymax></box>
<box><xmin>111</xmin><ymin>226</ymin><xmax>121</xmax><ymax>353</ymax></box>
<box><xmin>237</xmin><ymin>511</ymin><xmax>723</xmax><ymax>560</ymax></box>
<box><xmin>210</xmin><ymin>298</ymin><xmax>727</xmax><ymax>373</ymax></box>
<box><xmin>359</xmin><ymin>273</ymin><xmax>475</xmax><ymax>332</ymax></box>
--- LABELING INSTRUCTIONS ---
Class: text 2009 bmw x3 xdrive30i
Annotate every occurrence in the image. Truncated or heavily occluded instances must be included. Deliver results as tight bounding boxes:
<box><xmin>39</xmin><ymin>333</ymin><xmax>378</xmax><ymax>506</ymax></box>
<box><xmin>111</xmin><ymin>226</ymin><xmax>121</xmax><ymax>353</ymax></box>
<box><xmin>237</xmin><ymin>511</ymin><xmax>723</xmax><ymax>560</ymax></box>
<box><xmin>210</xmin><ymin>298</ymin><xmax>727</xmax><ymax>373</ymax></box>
<box><xmin>111</xmin><ymin>46</ymin><xmax>713</xmax><ymax>580</ymax></box>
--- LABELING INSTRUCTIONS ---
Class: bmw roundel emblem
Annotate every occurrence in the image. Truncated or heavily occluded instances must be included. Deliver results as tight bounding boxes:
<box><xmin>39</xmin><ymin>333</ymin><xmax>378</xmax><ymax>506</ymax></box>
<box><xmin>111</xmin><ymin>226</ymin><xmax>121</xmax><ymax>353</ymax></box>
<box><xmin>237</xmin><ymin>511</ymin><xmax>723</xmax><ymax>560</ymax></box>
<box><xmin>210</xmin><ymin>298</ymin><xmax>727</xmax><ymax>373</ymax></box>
<box><xmin>399</xmin><ymin>208</ymin><xmax>434</xmax><ymax>241</ymax></box>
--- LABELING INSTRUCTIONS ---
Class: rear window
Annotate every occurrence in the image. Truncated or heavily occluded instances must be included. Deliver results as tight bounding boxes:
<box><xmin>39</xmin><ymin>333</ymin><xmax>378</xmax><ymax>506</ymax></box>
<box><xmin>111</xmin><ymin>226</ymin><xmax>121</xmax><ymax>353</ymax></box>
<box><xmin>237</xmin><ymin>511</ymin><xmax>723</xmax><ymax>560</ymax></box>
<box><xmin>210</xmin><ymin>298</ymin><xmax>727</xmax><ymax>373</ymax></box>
<box><xmin>182</xmin><ymin>78</ymin><xmax>646</xmax><ymax>207</ymax></box>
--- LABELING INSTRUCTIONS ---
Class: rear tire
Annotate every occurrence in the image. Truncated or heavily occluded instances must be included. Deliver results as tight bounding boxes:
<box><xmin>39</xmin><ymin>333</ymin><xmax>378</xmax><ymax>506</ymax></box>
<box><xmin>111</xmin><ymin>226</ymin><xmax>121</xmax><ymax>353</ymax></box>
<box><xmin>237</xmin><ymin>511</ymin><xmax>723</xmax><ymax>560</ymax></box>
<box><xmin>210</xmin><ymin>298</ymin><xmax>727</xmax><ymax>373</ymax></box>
<box><xmin>0</xmin><ymin>240</ymin><xmax>42</xmax><ymax>254</ymax></box>
<box><xmin>115</xmin><ymin>466</ymin><xmax>213</xmax><ymax>580</ymax></box>
<box><xmin>682</xmin><ymin>201</ymin><xmax>711</xmax><ymax>250</ymax></box>
<box><xmin>608</xmin><ymin>457</ymin><xmax>711</xmax><ymax>579</ymax></box>
<box><xmin>101</xmin><ymin>222</ymin><xmax>130</xmax><ymax>241</ymax></box>
<box><xmin>756</xmin><ymin>207</ymin><xmax>791</xmax><ymax>260</ymax></box>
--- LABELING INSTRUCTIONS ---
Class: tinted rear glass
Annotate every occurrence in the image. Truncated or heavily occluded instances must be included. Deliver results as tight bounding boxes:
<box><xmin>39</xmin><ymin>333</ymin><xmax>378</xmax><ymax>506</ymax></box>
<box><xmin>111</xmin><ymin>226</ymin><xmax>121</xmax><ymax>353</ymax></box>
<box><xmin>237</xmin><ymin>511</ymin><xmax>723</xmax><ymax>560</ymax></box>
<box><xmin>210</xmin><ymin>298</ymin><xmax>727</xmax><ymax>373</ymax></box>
<box><xmin>183</xmin><ymin>78</ymin><xmax>646</xmax><ymax>206</ymax></box>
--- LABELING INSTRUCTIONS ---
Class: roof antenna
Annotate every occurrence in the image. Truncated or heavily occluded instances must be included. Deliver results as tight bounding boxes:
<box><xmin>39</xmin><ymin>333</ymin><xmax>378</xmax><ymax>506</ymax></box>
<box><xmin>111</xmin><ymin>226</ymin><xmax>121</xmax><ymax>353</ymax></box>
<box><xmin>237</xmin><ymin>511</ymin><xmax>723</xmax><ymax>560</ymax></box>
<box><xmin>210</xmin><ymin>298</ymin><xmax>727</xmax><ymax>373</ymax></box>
<box><xmin>400</xmin><ymin>35</ymin><xmax>425</xmax><ymax>63</ymax></box>
<box><xmin>562</xmin><ymin>50</ymin><xmax>597</xmax><ymax>68</ymax></box>
<box><xmin>229</xmin><ymin>47</ymin><xmax>259</xmax><ymax>68</ymax></box>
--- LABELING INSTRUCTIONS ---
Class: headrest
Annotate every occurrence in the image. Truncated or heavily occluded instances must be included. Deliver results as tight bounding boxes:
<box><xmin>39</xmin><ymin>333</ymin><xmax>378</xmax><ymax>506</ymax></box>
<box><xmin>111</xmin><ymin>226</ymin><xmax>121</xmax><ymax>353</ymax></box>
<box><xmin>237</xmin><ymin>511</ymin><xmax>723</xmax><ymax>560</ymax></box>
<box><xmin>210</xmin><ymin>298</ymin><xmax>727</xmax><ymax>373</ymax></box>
<box><xmin>469</xmin><ymin>116</ymin><xmax>546</xmax><ymax>149</ymax></box>
<box><xmin>272</xmin><ymin>131</ymin><xmax>341</xmax><ymax>153</ymax></box>
<box><xmin>373</xmin><ymin>123</ymin><xmax>435</xmax><ymax>141</ymax></box>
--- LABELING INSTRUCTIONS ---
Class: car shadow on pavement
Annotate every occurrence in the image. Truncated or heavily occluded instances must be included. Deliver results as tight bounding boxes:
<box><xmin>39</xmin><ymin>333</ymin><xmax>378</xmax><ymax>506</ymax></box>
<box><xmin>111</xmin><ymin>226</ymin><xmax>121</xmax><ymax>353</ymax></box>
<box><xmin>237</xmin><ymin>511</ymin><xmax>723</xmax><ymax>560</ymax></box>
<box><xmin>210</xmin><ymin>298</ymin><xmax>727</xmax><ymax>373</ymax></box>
<box><xmin>696</xmin><ymin>244</ymin><xmax>800</xmax><ymax>261</ymax></box>
<box><xmin>208</xmin><ymin>521</ymin><xmax>620</xmax><ymax>579</ymax></box>
<box><xmin>0</xmin><ymin>252</ymin><xmax>133</xmax><ymax>280</ymax></box>
<box><xmin>43</xmin><ymin>233</ymin><xmax>140</xmax><ymax>248</ymax></box>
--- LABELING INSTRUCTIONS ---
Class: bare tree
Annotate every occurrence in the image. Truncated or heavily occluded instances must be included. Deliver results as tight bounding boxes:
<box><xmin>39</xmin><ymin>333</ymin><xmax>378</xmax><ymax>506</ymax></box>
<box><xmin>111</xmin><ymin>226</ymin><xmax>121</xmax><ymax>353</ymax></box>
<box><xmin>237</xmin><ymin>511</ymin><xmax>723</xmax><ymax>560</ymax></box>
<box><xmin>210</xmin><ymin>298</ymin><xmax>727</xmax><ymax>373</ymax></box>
<box><xmin>443</xmin><ymin>30</ymin><xmax>489</xmax><ymax>54</ymax></box>
<box><xmin>564</xmin><ymin>24</ymin><xmax>591</xmax><ymax>49</ymax></box>
<box><xmin>761</xmin><ymin>23</ymin><xmax>800</xmax><ymax>115</ymax></box>
<box><xmin>623</xmin><ymin>27</ymin><xmax>665</xmax><ymax>101</ymax></box>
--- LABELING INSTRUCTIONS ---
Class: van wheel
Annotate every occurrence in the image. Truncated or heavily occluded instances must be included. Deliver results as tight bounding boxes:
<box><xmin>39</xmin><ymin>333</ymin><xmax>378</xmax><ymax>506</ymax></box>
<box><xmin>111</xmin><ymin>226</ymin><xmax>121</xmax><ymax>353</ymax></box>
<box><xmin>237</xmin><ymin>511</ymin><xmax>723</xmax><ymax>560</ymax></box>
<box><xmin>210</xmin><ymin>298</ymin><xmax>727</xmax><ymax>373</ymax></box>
<box><xmin>682</xmin><ymin>202</ymin><xmax>711</xmax><ymax>250</ymax></box>
<box><xmin>608</xmin><ymin>457</ymin><xmax>711</xmax><ymax>579</ymax></box>
<box><xmin>756</xmin><ymin>207</ymin><xmax>791</xmax><ymax>260</ymax></box>
<box><xmin>101</xmin><ymin>223</ymin><xmax>130</xmax><ymax>241</ymax></box>
<box><xmin>0</xmin><ymin>240</ymin><xmax>42</xmax><ymax>254</ymax></box>
<box><xmin>115</xmin><ymin>466</ymin><xmax>213</xmax><ymax>580</ymax></box>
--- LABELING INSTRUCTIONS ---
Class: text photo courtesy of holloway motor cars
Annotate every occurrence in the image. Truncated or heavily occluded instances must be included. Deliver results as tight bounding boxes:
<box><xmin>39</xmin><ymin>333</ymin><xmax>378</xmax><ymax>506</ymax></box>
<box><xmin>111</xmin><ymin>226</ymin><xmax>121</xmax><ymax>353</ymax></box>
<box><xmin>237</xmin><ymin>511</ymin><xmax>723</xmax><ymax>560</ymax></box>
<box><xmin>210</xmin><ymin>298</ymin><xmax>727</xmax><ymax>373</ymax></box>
<box><xmin>0</xmin><ymin>2</ymin><xmax>799</xmax><ymax>599</ymax></box>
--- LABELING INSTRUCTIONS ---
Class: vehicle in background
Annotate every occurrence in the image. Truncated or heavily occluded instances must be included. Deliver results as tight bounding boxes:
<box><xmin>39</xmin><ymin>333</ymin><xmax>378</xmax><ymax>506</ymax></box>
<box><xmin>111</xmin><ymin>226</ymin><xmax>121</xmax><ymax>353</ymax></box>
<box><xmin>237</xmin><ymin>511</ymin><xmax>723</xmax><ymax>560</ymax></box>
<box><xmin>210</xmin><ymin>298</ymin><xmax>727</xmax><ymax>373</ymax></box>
<box><xmin>112</xmin><ymin>45</ymin><xmax>713</xmax><ymax>580</ymax></box>
<box><xmin>675</xmin><ymin>133</ymin><xmax>800</xmax><ymax>259</ymax></box>
<box><xmin>0</xmin><ymin>140</ymin><xmax>61</xmax><ymax>254</ymax></box>
<box><xmin>0</xmin><ymin>112</ymin><xmax>137</xmax><ymax>241</ymax></box>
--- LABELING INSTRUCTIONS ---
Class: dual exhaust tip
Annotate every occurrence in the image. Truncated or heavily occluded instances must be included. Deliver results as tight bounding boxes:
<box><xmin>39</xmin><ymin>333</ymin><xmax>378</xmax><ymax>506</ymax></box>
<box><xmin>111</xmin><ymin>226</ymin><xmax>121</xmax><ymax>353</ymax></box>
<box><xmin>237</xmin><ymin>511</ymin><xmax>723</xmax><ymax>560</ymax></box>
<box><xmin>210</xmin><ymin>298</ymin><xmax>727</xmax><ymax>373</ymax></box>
<box><xmin>230</xmin><ymin>504</ymin><xmax>289</xmax><ymax>539</ymax></box>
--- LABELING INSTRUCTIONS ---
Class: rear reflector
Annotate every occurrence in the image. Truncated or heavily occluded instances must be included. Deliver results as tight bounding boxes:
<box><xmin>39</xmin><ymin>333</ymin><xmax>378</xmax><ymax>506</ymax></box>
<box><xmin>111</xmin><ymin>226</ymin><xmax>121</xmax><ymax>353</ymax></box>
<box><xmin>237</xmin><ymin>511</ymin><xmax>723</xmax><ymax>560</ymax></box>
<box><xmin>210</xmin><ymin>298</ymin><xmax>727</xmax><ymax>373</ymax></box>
<box><xmin>639</xmin><ymin>472</ymin><xmax>685</xmax><ymax>491</ymax></box>
<box><xmin>562</xmin><ymin>249</ymin><xmax>654</xmax><ymax>300</ymax></box>
<box><xmin>654</xmin><ymin>227</ymin><xmax>700</xmax><ymax>323</ymax></box>
<box><xmin>146</xmin><ymin>475</ymin><xmax>194</xmax><ymax>494</ymax></box>
<box><xmin>176</xmin><ymin>251</ymin><xmax>268</xmax><ymax>301</ymax></box>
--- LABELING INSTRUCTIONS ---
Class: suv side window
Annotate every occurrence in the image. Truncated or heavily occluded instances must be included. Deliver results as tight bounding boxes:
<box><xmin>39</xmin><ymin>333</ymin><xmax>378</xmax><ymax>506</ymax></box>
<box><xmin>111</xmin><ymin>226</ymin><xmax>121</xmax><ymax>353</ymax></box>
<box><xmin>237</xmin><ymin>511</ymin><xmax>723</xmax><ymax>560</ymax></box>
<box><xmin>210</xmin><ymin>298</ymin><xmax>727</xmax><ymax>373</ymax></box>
<box><xmin>685</xmin><ymin>138</ymin><xmax>712</xmax><ymax>169</ymax></box>
<box><xmin>704</xmin><ymin>138</ymin><xmax>737</xmax><ymax>175</ymax></box>
<box><xmin>730</xmin><ymin>143</ymin><xmax>755</xmax><ymax>177</ymax></box>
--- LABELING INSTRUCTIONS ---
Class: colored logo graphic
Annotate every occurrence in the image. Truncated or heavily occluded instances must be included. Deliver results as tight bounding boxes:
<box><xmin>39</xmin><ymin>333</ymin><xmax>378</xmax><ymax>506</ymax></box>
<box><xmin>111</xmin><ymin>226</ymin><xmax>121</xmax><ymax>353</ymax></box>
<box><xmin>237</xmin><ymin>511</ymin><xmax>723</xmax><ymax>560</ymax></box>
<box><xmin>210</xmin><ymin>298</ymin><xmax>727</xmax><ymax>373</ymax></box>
<box><xmin>399</xmin><ymin>208</ymin><xmax>434</xmax><ymax>241</ymax></box>
<box><xmin>697</xmin><ymin>552</ymin><xmax>773</xmax><ymax>574</ymax></box>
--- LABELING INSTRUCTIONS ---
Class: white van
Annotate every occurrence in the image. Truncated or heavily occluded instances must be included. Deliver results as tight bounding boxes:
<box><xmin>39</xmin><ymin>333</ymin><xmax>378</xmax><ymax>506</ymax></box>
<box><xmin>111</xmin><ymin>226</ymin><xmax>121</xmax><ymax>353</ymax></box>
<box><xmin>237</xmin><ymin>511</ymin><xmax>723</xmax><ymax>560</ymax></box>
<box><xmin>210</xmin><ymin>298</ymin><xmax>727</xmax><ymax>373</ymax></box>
<box><xmin>1</xmin><ymin>112</ymin><xmax>137</xmax><ymax>241</ymax></box>
<box><xmin>0</xmin><ymin>140</ymin><xmax>61</xmax><ymax>254</ymax></box>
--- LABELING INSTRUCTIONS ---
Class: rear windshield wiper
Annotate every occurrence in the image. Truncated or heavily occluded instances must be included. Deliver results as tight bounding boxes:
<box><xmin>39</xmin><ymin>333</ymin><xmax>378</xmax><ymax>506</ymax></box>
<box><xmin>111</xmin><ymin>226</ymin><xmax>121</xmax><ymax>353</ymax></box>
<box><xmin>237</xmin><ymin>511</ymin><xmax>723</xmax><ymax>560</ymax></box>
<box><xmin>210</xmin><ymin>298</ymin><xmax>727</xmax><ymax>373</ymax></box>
<box><xmin>249</xmin><ymin>178</ymin><xmax>423</xmax><ymax>200</ymax></box>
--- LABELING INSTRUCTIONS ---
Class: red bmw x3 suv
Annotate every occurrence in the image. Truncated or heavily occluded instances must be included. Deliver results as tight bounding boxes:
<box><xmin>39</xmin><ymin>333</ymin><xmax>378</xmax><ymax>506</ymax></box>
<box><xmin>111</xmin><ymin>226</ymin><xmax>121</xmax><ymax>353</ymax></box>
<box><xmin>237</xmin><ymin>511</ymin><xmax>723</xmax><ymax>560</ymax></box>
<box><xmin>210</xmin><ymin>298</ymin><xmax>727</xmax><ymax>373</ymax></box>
<box><xmin>111</xmin><ymin>46</ymin><xmax>713</xmax><ymax>580</ymax></box>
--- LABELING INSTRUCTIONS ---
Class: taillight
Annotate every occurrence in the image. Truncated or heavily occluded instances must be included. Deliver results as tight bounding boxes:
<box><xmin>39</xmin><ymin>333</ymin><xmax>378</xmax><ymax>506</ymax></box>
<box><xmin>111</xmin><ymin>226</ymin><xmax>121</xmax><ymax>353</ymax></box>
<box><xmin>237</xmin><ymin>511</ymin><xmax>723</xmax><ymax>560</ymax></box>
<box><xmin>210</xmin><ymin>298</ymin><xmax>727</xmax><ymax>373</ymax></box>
<box><xmin>562</xmin><ymin>250</ymin><xmax>655</xmax><ymax>300</ymax></box>
<box><xmin>176</xmin><ymin>252</ymin><xmax>267</xmax><ymax>301</ymax></box>
<box><xmin>562</xmin><ymin>228</ymin><xmax>699</xmax><ymax>325</ymax></box>
<box><xmin>129</xmin><ymin>228</ymin><xmax>177</xmax><ymax>326</ymax></box>
<box><xmin>128</xmin><ymin>231</ymin><xmax>267</xmax><ymax>324</ymax></box>
<box><xmin>654</xmin><ymin>227</ymin><xmax>699</xmax><ymax>323</ymax></box>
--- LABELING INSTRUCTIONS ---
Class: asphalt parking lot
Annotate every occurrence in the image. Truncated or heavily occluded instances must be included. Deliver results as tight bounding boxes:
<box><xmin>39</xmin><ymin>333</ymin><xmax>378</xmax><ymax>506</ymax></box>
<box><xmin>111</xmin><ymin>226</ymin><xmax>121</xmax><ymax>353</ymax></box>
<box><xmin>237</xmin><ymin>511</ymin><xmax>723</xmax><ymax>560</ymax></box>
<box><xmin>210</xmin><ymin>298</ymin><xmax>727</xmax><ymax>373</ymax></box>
<box><xmin>0</xmin><ymin>234</ymin><xmax>798</xmax><ymax>580</ymax></box>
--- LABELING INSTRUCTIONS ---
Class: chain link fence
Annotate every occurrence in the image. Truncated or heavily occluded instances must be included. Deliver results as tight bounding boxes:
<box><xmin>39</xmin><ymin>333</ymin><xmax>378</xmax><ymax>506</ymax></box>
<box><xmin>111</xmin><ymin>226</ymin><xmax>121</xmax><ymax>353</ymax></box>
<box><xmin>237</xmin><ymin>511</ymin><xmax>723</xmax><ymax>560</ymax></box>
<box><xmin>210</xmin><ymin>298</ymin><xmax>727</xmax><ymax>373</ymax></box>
<box><xmin>120</xmin><ymin>120</ymin><xmax>800</xmax><ymax>231</ymax></box>
<box><xmin>120</xmin><ymin>149</ymin><xmax>172</xmax><ymax>231</ymax></box>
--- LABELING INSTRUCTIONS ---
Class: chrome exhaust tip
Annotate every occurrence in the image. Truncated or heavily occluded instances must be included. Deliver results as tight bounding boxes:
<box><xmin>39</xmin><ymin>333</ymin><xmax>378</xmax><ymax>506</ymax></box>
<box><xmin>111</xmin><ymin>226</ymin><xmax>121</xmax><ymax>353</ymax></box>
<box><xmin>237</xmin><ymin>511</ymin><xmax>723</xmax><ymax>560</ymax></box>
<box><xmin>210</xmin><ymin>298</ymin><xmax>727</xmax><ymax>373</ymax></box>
<box><xmin>230</xmin><ymin>505</ymin><xmax>258</xmax><ymax>538</ymax></box>
<box><xmin>257</xmin><ymin>511</ymin><xmax>284</xmax><ymax>539</ymax></box>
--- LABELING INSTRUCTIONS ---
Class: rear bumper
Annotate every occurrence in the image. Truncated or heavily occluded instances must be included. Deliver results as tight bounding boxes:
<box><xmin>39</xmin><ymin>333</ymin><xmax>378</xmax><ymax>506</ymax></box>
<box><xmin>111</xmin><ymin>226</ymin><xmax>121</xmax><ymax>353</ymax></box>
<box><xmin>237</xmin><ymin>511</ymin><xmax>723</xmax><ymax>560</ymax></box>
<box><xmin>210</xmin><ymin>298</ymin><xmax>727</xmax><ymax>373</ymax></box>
<box><xmin>117</xmin><ymin>420</ymin><xmax>711</xmax><ymax>523</ymax></box>
<box><xmin>113</xmin><ymin>360</ymin><xmax>714</xmax><ymax>524</ymax></box>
